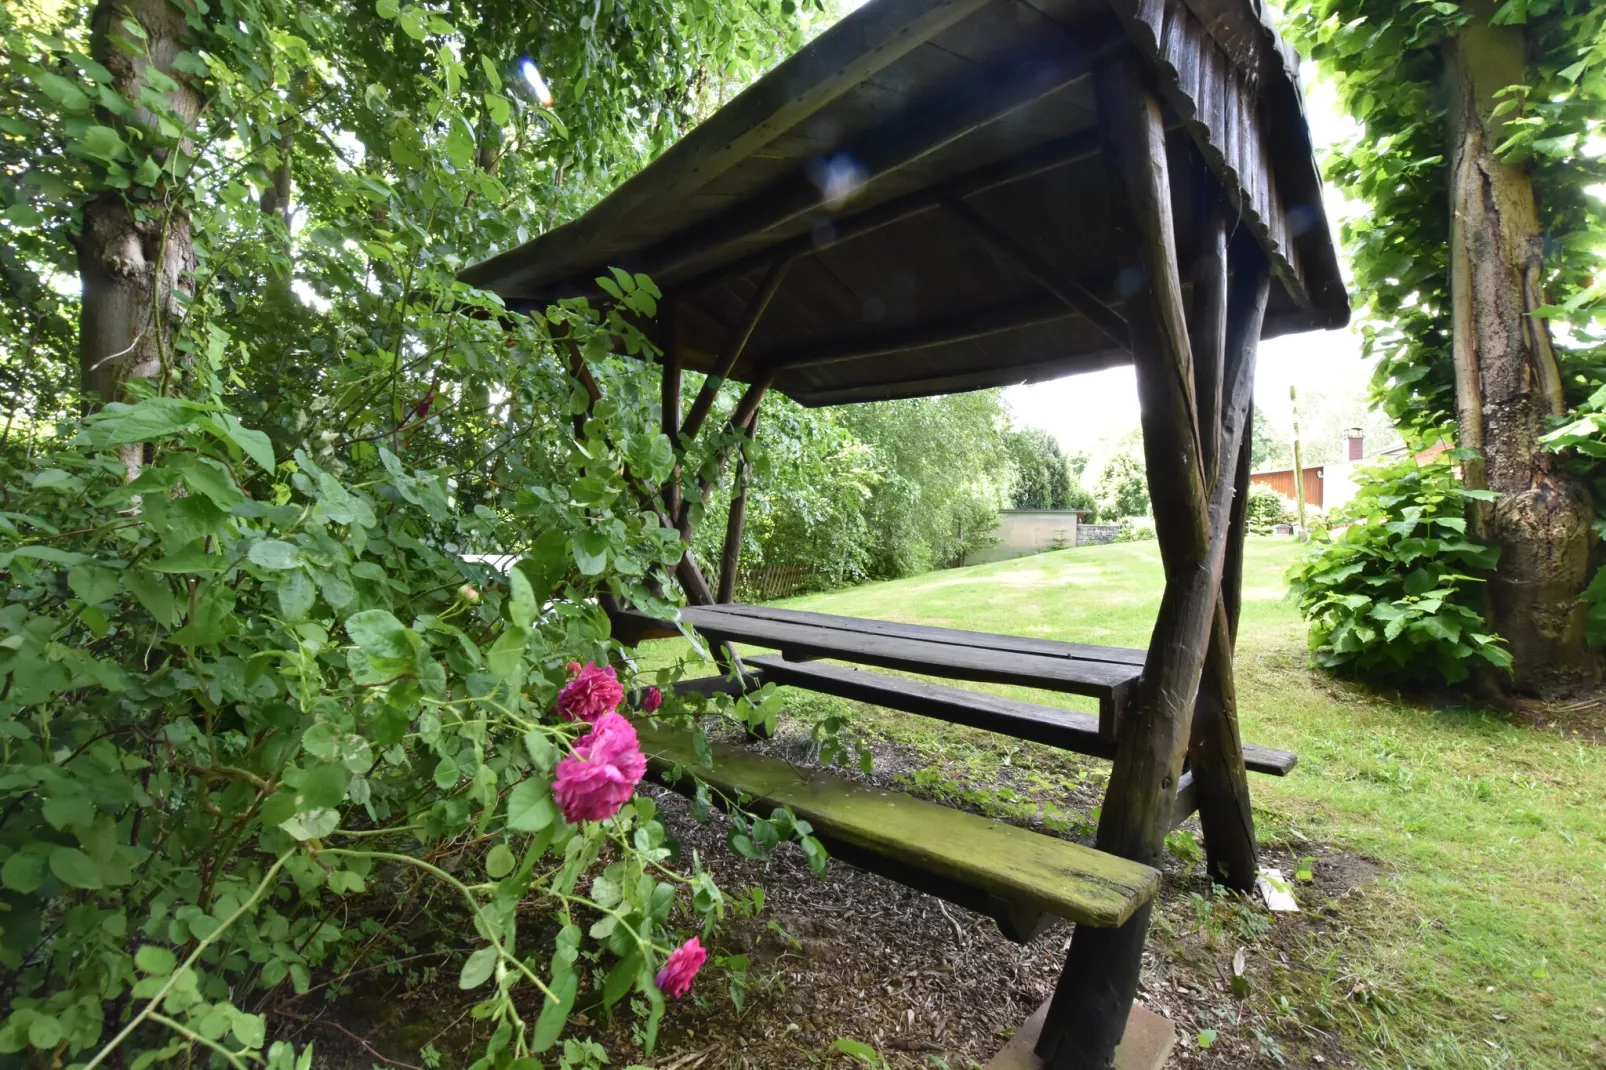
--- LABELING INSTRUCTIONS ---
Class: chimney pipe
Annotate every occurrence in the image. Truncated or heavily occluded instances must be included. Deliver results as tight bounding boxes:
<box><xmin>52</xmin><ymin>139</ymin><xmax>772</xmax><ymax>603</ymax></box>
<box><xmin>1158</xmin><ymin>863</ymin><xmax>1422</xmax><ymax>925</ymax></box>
<box><xmin>1343</xmin><ymin>427</ymin><xmax>1364</xmax><ymax>461</ymax></box>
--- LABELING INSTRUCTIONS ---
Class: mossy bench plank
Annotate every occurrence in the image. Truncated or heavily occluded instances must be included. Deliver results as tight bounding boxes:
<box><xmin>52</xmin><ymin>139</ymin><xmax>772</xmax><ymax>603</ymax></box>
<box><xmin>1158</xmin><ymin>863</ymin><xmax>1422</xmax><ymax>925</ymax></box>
<box><xmin>636</xmin><ymin>723</ymin><xmax>1159</xmax><ymax>929</ymax></box>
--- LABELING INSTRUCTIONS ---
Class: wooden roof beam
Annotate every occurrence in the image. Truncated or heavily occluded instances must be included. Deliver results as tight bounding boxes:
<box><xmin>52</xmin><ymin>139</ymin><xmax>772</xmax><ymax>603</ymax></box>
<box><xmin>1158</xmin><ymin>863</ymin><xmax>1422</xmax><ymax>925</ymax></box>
<box><xmin>941</xmin><ymin>196</ymin><xmax>1128</xmax><ymax>349</ymax></box>
<box><xmin>671</xmin><ymin>130</ymin><xmax>1105</xmax><ymax>303</ymax></box>
<box><xmin>632</xmin><ymin>23</ymin><xmax>1129</xmax><ymax>286</ymax></box>
<box><xmin>762</xmin><ymin>294</ymin><xmax>1078</xmax><ymax>371</ymax></box>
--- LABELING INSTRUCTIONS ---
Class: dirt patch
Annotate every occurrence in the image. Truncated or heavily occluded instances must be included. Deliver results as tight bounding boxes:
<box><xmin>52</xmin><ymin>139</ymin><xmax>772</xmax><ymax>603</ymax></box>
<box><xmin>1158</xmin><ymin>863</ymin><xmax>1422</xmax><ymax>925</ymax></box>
<box><xmin>1503</xmin><ymin>693</ymin><xmax>1606</xmax><ymax>744</ymax></box>
<box><xmin>286</xmin><ymin>721</ymin><xmax>1384</xmax><ymax>1070</ymax></box>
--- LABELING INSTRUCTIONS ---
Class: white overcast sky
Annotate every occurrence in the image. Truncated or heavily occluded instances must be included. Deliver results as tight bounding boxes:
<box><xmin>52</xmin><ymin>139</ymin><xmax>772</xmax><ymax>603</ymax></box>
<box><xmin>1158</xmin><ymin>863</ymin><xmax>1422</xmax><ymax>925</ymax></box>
<box><xmin>1002</xmin><ymin>68</ymin><xmax>1370</xmax><ymax>456</ymax></box>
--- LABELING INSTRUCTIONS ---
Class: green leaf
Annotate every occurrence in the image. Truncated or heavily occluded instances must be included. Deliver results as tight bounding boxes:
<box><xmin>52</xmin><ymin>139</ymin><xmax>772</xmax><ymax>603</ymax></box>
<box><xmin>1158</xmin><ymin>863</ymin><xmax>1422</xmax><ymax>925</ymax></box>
<box><xmin>345</xmin><ymin>609</ymin><xmax>410</xmax><ymax>659</ymax></box>
<box><xmin>216</xmin><ymin>414</ymin><xmax>275</xmax><ymax>472</ymax></box>
<box><xmin>249</xmin><ymin>539</ymin><xmax>301</xmax><ymax>570</ymax></box>
<box><xmin>2</xmin><ymin>544</ymin><xmax>88</xmax><ymax>567</ymax></box>
<box><xmin>135</xmin><ymin>944</ymin><xmax>177</xmax><ymax>976</ymax></box>
<box><xmin>485</xmin><ymin>843</ymin><xmax>516</xmax><ymax>879</ymax></box>
<box><xmin>49</xmin><ymin>846</ymin><xmax>103</xmax><ymax>889</ymax></box>
<box><xmin>433</xmin><ymin>754</ymin><xmax>460</xmax><ymax>788</ymax></box>
<box><xmin>507</xmin><ymin>779</ymin><xmax>558</xmax><ymax>832</ymax></box>
<box><xmin>68</xmin><ymin>563</ymin><xmax>118</xmax><ymax>605</ymax></box>
<box><xmin>444</xmin><ymin>116</ymin><xmax>475</xmax><ymax>168</ymax></box>
<box><xmin>277</xmin><ymin>570</ymin><xmax>316</xmax><ymax>620</ymax></box>
<box><xmin>831</xmin><ymin>1038</ymin><xmax>880</xmax><ymax>1065</ymax></box>
<box><xmin>458</xmin><ymin>945</ymin><xmax>497</xmax><ymax>989</ymax></box>
<box><xmin>231</xmin><ymin>1011</ymin><xmax>266</xmax><ymax>1049</ymax></box>
<box><xmin>571</xmin><ymin>530</ymin><xmax>609</xmax><ymax>575</ymax></box>
<box><xmin>75</xmin><ymin>124</ymin><xmax>125</xmax><ymax>160</ymax></box>
<box><xmin>2</xmin><ymin>851</ymin><xmax>46</xmax><ymax>894</ymax></box>
<box><xmin>4</xmin><ymin>203</ymin><xmax>43</xmax><ymax>227</ymax></box>
<box><xmin>376</xmin><ymin>0</ymin><xmax>400</xmax><ymax>16</ymax></box>
<box><xmin>279</xmin><ymin>808</ymin><xmax>340</xmax><ymax>840</ymax></box>
<box><xmin>508</xmin><ymin>566</ymin><xmax>538</xmax><ymax>629</ymax></box>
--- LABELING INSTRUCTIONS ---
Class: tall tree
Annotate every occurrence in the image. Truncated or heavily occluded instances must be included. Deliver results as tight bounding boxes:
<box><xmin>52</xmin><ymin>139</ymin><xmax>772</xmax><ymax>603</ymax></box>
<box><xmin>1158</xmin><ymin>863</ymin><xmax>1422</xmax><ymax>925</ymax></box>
<box><xmin>1287</xmin><ymin>0</ymin><xmax>1606</xmax><ymax>692</ymax></box>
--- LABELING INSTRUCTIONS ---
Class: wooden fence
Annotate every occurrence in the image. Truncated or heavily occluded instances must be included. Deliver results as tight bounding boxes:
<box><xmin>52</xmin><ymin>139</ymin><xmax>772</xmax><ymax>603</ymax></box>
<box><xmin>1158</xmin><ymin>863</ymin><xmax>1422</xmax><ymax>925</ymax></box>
<box><xmin>734</xmin><ymin>560</ymin><xmax>816</xmax><ymax>602</ymax></box>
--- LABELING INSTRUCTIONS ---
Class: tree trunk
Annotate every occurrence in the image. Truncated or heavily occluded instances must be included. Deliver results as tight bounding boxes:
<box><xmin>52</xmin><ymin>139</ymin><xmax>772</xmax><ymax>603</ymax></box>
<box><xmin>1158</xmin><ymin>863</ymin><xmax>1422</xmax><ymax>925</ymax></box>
<box><xmin>78</xmin><ymin>0</ymin><xmax>202</xmax><ymax>456</ymax></box>
<box><xmin>1445</xmin><ymin>4</ymin><xmax>1599</xmax><ymax>694</ymax></box>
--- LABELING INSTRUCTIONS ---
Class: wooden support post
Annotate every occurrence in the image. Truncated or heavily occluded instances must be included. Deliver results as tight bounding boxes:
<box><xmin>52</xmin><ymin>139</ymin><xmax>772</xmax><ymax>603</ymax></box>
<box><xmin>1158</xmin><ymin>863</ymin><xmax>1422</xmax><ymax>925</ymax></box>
<box><xmin>680</xmin><ymin>258</ymin><xmax>789</xmax><ymax>444</ymax></box>
<box><xmin>662</xmin><ymin>328</ymin><xmax>683</xmax><ymax>522</ymax></box>
<box><xmin>1035</xmin><ymin>60</ymin><xmax>1266</xmax><ymax>1070</ymax></box>
<box><xmin>1190</xmin><ymin>206</ymin><xmax>1228</xmax><ymax>486</ymax></box>
<box><xmin>718</xmin><ymin>413</ymin><xmax>757</xmax><ymax>603</ymax></box>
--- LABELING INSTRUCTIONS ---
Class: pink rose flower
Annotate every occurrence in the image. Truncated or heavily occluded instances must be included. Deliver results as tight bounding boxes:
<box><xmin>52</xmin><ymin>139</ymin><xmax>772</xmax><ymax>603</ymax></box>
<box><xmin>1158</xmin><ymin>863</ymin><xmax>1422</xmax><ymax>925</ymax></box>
<box><xmin>655</xmin><ymin>937</ymin><xmax>706</xmax><ymax>999</ymax></box>
<box><xmin>552</xmin><ymin>713</ymin><xmax>646</xmax><ymax>823</ymax></box>
<box><xmin>638</xmin><ymin>685</ymin><xmax>662</xmax><ymax>713</ymax></box>
<box><xmin>565</xmin><ymin>660</ymin><xmax>581</xmax><ymax>674</ymax></box>
<box><xmin>556</xmin><ymin>662</ymin><xmax>623</xmax><ymax>723</ymax></box>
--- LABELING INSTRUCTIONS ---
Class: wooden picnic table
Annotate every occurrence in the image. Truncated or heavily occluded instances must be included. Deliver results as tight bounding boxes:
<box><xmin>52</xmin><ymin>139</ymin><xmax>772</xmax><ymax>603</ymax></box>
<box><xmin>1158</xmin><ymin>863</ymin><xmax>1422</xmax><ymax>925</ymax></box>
<box><xmin>678</xmin><ymin>602</ymin><xmax>1144</xmax><ymax>739</ymax></box>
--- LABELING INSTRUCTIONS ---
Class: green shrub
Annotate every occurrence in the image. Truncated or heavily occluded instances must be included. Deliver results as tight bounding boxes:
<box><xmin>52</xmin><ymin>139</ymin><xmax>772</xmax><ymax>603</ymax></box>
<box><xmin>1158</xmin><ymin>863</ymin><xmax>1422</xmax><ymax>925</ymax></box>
<box><xmin>0</xmin><ymin>314</ymin><xmax>822</xmax><ymax>1067</ymax></box>
<box><xmin>1114</xmin><ymin>516</ymin><xmax>1157</xmax><ymax>542</ymax></box>
<box><xmin>1246</xmin><ymin>482</ymin><xmax>1297</xmax><ymax>533</ymax></box>
<box><xmin>1285</xmin><ymin>455</ymin><xmax>1508</xmax><ymax>685</ymax></box>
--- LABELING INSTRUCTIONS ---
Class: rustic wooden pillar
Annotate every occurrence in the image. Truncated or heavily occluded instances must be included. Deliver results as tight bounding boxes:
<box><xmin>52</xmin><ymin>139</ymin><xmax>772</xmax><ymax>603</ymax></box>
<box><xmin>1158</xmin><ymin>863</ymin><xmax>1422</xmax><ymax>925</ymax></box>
<box><xmin>718</xmin><ymin>413</ymin><xmax>757</xmax><ymax>603</ymax></box>
<box><xmin>1036</xmin><ymin>60</ymin><xmax>1267</xmax><ymax>1069</ymax></box>
<box><xmin>662</xmin><ymin>328</ymin><xmax>683</xmax><ymax>522</ymax></box>
<box><xmin>1186</xmin><ymin>252</ymin><xmax>1268</xmax><ymax>894</ymax></box>
<box><xmin>1190</xmin><ymin>206</ymin><xmax>1228</xmax><ymax>485</ymax></box>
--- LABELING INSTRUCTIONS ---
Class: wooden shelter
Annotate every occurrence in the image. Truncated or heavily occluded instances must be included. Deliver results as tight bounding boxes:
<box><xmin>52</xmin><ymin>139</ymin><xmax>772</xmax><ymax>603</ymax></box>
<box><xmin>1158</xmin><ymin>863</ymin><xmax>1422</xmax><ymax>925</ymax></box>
<box><xmin>464</xmin><ymin>0</ymin><xmax>1347</xmax><ymax>1065</ymax></box>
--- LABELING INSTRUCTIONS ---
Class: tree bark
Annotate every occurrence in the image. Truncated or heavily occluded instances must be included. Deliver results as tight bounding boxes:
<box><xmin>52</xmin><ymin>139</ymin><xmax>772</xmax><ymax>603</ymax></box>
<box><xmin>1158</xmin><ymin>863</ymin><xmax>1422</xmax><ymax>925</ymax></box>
<box><xmin>79</xmin><ymin>0</ymin><xmax>202</xmax><ymax>452</ymax></box>
<box><xmin>1445</xmin><ymin>4</ymin><xmax>1599</xmax><ymax>694</ymax></box>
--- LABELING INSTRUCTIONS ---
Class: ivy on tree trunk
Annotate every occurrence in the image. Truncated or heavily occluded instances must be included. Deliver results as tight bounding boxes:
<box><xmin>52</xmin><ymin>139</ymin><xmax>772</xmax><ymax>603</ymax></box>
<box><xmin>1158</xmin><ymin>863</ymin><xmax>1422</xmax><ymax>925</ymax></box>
<box><xmin>1445</xmin><ymin>4</ymin><xmax>1597</xmax><ymax>691</ymax></box>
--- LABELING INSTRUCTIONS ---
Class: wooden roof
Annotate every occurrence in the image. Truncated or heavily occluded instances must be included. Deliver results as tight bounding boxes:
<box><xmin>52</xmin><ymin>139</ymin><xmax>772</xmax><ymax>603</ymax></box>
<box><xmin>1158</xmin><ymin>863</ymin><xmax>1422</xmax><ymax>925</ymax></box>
<box><xmin>462</xmin><ymin>0</ymin><xmax>1348</xmax><ymax>407</ymax></box>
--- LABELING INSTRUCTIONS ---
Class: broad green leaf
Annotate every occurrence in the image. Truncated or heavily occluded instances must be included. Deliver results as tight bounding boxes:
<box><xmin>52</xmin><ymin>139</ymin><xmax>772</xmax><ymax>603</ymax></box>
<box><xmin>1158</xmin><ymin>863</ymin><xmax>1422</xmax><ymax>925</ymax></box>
<box><xmin>135</xmin><ymin>944</ymin><xmax>177</xmax><ymax>976</ymax></box>
<box><xmin>216</xmin><ymin>413</ymin><xmax>276</xmax><ymax>472</ymax></box>
<box><xmin>2</xmin><ymin>851</ymin><xmax>46</xmax><ymax>894</ymax></box>
<box><xmin>249</xmin><ymin>539</ymin><xmax>301</xmax><ymax>570</ymax></box>
<box><xmin>68</xmin><ymin>563</ymin><xmax>118</xmax><ymax>605</ymax></box>
<box><xmin>485</xmin><ymin>843</ymin><xmax>516</xmax><ymax>879</ymax></box>
<box><xmin>571</xmin><ymin>530</ymin><xmax>609</xmax><ymax>575</ymax></box>
<box><xmin>49</xmin><ymin>846</ymin><xmax>103</xmax><ymax>889</ymax></box>
<box><xmin>277</xmin><ymin>570</ymin><xmax>316</xmax><ymax>620</ymax></box>
<box><xmin>279</xmin><ymin>808</ymin><xmax>340</xmax><ymax>841</ymax></box>
<box><xmin>458</xmin><ymin>945</ymin><xmax>497</xmax><ymax>989</ymax></box>
<box><xmin>506</xmin><ymin>780</ymin><xmax>558</xmax><ymax>832</ymax></box>
<box><xmin>345</xmin><ymin>609</ymin><xmax>410</xmax><ymax>659</ymax></box>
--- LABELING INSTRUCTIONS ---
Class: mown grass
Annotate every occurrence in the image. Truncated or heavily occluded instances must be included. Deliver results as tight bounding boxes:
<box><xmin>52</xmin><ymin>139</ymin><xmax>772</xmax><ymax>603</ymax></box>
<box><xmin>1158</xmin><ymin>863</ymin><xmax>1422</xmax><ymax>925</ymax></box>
<box><xmin>641</xmin><ymin>538</ymin><xmax>1606</xmax><ymax>1068</ymax></box>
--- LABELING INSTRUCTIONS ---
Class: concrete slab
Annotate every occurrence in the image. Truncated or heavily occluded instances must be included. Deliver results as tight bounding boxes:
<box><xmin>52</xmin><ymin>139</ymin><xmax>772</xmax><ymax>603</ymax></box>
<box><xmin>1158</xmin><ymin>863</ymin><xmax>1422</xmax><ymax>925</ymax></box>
<box><xmin>985</xmin><ymin>997</ymin><xmax>1176</xmax><ymax>1070</ymax></box>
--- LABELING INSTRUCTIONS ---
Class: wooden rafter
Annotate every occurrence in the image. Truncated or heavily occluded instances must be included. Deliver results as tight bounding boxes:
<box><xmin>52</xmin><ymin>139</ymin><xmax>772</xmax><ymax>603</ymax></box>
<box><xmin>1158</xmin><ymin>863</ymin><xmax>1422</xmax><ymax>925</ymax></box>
<box><xmin>679</xmin><ymin>257</ymin><xmax>791</xmax><ymax>444</ymax></box>
<box><xmin>941</xmin><ymin>196</ymin><xmax>1127</xmax><ymax>347</ymax></box>
<box><xmin>631</xmin><ymin>24</ymin><xmax>1126</xmax><ymax>284</ymax></box>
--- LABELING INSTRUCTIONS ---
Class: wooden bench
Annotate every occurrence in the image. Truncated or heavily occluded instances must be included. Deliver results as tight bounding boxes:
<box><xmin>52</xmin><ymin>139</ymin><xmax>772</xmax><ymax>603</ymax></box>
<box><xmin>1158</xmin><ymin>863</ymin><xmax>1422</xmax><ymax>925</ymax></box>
<box><xmin>741</xmin><ymin>655</ymin><xmax>1296</xmax><ymax>776</ymax></box>
<box><xmin>637</xmin><ymin>722</ymin><xmax>1160</xmax><ymax>942</ymax></box>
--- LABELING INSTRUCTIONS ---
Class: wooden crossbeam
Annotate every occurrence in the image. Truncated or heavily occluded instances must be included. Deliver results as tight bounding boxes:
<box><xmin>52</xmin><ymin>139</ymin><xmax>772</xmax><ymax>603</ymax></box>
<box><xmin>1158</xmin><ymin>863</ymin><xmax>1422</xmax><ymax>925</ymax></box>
<box><xmin>765</xmin><ymin>294</ymin><xmax>1077</xmax><ymax>371</ymax></box>
<box><xmin>942</xmin><ymin>196</ymin><xmax>1128</xmax><ymax>347</ymax></box>
<box><xmin>680</xmin><ymin>257</ymin><xmax>790</xmax><ymax>444</ymax></box>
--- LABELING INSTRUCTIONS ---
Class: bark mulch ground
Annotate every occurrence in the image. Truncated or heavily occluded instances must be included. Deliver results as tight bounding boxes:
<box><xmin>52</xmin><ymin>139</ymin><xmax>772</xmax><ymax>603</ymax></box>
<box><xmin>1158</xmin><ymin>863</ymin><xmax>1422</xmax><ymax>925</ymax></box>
<box><xmin>291</xmin><ymin>719</ymin><xmax>1382</xmax><ymax>1070</ymax></box>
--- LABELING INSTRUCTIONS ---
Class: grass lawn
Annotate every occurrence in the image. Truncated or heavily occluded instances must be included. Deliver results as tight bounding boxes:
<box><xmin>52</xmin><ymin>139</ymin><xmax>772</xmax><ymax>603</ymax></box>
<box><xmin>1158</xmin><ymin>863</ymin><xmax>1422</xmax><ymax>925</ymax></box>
<box><xmin>646</xmin><ymin>537</ymin><xmax>1606</xmax><ymax>1068</ymax></box>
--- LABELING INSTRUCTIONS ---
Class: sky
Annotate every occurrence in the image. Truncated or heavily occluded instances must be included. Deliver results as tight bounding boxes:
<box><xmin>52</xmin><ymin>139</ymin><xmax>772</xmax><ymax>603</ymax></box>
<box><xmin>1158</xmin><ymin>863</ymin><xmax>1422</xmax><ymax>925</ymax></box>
<box><xmin>1001</xmin><ymin>62</ymin><xmax>1371</xmax><ymax>459</ymax></box>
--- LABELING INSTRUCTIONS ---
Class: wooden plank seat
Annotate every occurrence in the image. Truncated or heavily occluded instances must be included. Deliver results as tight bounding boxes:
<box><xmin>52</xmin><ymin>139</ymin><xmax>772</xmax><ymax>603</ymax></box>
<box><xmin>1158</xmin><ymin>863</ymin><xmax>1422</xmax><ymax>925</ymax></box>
<box><xmin>677</xmin><ymin>603</ymin><xmax>1141</xmax><ymax>737</ymax></box>
<box><xmin>736</xmin><ymin>655</ymin><xmax>1297</xmax><ymax>777</ymax></box>
<box><xmin>636</xmin><ymin>721</ymin><xmax>1160</xmax><ymax>942</ymax></box>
